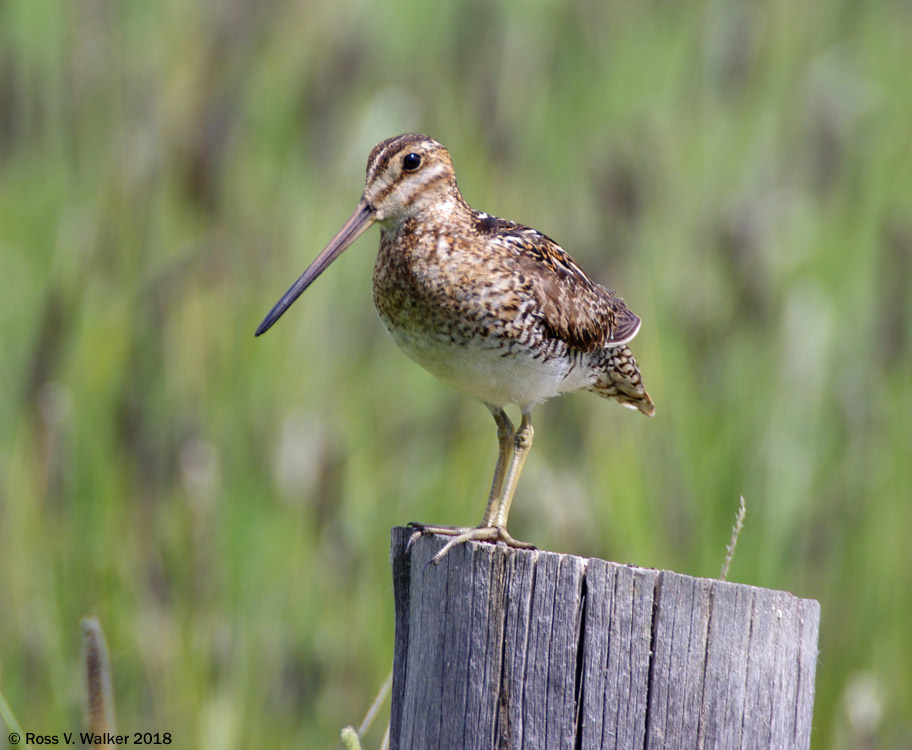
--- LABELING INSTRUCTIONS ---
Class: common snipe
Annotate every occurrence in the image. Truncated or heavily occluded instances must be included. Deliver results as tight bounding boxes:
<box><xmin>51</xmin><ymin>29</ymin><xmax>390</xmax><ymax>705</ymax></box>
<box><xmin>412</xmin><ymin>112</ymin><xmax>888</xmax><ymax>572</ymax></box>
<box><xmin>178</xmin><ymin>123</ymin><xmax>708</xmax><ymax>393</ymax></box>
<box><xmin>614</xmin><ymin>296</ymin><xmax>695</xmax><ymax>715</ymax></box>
<box><xmin>257</xmin><ymin>133</ymin><xmax>654</xmax><ymax>560</ymax></box>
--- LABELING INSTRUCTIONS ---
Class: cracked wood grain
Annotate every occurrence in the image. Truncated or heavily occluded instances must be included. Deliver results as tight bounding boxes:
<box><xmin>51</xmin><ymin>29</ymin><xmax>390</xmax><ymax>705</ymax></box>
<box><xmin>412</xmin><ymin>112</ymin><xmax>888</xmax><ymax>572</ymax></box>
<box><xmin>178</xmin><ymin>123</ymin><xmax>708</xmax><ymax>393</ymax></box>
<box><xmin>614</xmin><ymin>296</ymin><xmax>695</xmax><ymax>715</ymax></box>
<box><xmin>389</xmin><ymin>528</ymin><xmax>819</xmax><ymax>750</ymax></box>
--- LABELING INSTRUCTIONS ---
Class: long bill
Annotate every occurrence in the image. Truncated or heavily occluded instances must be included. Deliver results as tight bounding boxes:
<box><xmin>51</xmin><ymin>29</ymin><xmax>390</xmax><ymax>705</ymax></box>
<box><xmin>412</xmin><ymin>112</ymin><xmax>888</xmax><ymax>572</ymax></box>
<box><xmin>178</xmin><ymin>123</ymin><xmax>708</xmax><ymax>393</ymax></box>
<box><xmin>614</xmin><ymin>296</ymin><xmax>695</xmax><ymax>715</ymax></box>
<box><xmin>255</xmin><ymin>200</ymin><xmax>375</xmax><ymax>336</ymax></box>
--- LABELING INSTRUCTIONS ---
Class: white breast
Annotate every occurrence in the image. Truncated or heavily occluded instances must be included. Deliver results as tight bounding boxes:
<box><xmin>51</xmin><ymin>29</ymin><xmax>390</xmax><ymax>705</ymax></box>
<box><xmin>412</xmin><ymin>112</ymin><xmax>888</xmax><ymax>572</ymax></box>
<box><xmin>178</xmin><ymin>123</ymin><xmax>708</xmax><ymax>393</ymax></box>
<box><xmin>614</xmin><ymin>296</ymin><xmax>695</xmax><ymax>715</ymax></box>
<box><xmin>383</xmin><ymin>323</ymin><xmax>594</xmax><ymax>408</ymax></box>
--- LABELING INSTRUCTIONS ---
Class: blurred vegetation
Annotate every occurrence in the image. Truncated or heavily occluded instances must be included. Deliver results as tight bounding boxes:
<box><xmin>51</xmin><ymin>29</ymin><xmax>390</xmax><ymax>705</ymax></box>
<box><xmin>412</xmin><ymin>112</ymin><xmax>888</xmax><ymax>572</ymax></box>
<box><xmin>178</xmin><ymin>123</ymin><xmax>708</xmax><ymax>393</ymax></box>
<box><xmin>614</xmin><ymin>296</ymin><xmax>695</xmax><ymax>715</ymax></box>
<box><xmin>1</xmin><ymin>0</ymin><xmax>910</xmax><ymax>747</ymax></box>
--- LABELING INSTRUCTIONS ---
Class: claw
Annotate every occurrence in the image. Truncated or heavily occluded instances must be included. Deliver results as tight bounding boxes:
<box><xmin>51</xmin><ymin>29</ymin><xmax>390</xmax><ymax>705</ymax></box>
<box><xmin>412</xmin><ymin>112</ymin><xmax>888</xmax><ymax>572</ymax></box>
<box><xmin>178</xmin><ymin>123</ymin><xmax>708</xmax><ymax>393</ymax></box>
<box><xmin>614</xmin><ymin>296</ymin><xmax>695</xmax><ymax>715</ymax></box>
<box><xmin>407</xmin><ymin>522</ymin><xmax>536</xmax><ymax>564</ymax></box>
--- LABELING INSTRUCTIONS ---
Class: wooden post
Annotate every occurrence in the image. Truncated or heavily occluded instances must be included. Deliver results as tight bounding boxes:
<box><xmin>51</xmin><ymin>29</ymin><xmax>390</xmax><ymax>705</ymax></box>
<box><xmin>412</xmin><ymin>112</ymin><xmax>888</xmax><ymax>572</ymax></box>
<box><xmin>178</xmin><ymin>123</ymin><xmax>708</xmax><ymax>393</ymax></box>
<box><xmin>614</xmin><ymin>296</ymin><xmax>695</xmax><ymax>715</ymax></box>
<box><xmin>389</xmin><ymin>527</ymin><xmax>820</xmax><ymax>750</ymax></box>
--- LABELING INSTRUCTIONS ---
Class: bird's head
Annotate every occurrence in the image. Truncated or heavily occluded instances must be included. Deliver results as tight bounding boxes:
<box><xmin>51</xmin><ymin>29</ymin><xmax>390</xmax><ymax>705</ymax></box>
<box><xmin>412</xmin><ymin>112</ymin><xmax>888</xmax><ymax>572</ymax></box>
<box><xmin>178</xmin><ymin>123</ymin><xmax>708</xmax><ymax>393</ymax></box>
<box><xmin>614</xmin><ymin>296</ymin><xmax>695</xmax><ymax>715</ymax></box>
<box><xmin>255</xmin><ymin>133</ymin><xmax>460</xmax><ymax>336</ymax></box>
<box><xmin>363</xmin><ymin>133</ymin><xmax>461</xmax><ymax>225</ymax></box>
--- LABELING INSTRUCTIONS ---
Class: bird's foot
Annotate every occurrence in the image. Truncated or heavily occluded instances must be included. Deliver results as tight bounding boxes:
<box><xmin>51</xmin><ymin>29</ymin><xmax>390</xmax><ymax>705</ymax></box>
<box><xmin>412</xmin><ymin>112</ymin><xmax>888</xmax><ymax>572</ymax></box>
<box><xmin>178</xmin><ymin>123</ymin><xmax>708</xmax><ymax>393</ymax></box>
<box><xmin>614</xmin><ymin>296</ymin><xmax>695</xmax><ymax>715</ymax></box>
<box><xmin>407</xmin><ymin>522</ymin><xmax>536</xmax><ymax>564</ymax></box>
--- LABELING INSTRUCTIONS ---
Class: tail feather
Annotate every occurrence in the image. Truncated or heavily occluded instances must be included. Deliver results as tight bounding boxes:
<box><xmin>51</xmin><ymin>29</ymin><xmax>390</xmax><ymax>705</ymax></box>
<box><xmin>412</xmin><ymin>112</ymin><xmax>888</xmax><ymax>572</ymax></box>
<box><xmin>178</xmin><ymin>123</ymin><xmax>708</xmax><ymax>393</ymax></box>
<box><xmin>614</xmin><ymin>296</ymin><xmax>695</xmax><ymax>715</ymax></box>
<box><xmin>586</xmin><ymin>345</ymin><xmax>655</xmax><ymax>417</ymax></box>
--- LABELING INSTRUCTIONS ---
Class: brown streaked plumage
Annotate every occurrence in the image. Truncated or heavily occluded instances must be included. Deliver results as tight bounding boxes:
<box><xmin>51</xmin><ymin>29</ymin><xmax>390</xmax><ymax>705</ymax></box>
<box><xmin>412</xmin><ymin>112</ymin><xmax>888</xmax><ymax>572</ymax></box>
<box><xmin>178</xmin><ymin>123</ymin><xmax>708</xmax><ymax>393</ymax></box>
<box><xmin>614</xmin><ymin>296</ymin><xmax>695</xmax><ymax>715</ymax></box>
<box><xmin>257</xmin><ymin>133</ymin><xmax>654</xmax><ymax>560</ymax></box>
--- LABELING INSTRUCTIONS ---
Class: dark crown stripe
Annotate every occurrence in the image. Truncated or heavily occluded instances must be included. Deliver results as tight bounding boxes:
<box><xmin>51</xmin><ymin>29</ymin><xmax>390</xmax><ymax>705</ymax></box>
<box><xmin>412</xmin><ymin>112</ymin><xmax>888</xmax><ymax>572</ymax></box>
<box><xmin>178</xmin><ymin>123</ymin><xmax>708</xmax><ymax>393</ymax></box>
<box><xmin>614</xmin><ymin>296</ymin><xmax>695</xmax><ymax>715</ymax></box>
<box><xmin>367</xmin><ymin>133</ymin><xmax>433</xmax><ymax>182</ymax></box>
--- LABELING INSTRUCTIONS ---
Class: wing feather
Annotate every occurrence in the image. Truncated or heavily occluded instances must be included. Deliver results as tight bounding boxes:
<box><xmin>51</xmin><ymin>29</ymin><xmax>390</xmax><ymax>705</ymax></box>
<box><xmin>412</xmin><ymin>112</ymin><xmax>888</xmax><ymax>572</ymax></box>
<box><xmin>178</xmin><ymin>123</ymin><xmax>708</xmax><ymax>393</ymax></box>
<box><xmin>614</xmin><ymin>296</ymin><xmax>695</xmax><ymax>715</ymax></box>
<box><xmin>489</xmin><ymin>221</ymin><xmax>641</xmax><ymax>351</ymax></box>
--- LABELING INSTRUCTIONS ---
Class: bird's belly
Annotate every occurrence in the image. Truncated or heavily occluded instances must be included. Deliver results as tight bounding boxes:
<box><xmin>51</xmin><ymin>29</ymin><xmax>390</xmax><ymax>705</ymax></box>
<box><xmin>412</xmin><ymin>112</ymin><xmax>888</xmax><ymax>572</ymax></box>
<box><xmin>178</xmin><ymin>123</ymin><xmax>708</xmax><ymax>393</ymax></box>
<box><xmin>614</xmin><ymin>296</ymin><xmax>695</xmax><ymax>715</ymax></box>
<box><xmin>381</xmin><ymin>322</ymin><xmax>592</xmax><ymax>408</ymax></box>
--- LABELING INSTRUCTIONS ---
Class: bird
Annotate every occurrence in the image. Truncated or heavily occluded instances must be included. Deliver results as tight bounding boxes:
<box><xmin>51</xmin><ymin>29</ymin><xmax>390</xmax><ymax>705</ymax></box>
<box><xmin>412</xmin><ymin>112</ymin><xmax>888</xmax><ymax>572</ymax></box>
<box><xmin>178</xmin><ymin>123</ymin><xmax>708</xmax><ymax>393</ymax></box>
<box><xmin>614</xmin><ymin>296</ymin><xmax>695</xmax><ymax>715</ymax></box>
<box><xmin>256</xmin><ymin>133</ymin><xmax>654</xmax><ymax>561</ymax></box>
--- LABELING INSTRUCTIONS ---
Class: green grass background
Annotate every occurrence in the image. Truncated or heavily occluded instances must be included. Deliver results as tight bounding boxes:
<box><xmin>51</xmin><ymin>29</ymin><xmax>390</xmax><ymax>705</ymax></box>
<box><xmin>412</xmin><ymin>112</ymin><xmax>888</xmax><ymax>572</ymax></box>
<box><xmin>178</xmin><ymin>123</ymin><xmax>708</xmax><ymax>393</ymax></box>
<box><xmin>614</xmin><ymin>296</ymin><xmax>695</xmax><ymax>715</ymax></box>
<box><xmin>1</xmin><ymin>0</ymin><xmax>910</xmax><ymax>747</ymax></box>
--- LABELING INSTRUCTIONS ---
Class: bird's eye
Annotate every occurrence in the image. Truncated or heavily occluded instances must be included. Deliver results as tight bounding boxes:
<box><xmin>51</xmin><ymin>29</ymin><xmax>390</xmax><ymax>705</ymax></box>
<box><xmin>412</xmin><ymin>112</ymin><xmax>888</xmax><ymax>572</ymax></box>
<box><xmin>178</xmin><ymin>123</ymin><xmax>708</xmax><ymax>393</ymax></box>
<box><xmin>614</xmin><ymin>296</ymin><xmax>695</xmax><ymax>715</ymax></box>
<box><xmin>402</xmin><ymin>152</ymin><xmax>422</xmax><ymax>171</ymax></box>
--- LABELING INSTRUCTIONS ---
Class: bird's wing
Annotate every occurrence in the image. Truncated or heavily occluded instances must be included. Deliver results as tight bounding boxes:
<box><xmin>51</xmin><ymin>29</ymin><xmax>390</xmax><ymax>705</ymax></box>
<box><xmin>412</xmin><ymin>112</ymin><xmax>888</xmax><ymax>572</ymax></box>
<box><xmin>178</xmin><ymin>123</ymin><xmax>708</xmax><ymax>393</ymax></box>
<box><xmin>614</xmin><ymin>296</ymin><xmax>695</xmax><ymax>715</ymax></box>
<box><xmin>490</xmin><ymin>220</ymin><xmax>641</xmax><ymax>351</ymax></box>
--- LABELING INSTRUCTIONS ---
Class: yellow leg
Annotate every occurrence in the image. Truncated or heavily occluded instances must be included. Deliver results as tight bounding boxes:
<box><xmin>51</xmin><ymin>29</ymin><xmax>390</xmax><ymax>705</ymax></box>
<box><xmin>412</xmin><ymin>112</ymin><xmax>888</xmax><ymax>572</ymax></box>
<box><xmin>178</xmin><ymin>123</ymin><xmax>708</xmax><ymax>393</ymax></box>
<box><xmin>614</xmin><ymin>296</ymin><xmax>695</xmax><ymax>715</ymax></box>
<box><xmin>480</xmin><ymin>406</ymin><xmax>514</xmax><ymax>526</ymax></box>
<box><xmin>490</xmin><ymin>408</ymin><xmax>533</xmax><ymax>530</ymax></box>
<box><xmin>409</xmin><ymin>406</ymin><xmax>536</xmax><ymax>563</ymax></box>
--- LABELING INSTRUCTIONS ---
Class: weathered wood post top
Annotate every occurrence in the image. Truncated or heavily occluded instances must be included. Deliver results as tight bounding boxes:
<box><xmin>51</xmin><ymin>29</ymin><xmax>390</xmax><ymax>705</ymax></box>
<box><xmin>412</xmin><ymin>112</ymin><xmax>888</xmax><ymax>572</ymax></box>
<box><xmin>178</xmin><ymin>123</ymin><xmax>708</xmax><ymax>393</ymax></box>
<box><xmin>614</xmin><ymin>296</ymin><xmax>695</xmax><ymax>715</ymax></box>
<box><xmin>389</xmin><ymin>527</ymin><xmax>820</xmax><ymax>750</ymax></box>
